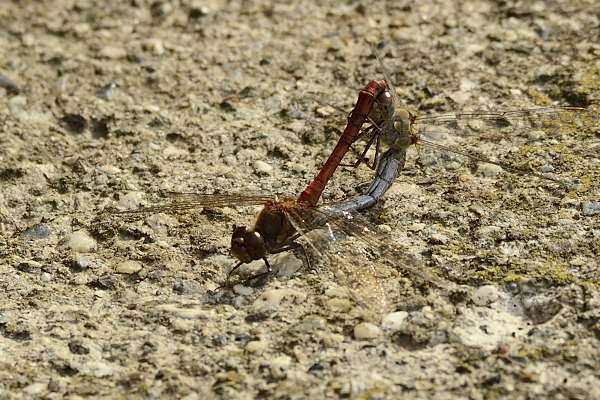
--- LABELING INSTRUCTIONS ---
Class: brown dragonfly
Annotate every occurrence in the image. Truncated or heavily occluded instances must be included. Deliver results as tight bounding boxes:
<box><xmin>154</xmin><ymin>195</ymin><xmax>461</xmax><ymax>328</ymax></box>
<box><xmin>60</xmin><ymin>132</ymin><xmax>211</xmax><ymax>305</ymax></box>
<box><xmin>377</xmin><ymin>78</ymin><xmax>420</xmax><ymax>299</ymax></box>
<box><xmin>121</xmin><ymin>191</ymin><xmax>456</xmax><ymax>315</ymax></box>
<box><xmin>337</xmin><ymin>46</ymin><xmax>598</xmax><ymax>191</ymax></box>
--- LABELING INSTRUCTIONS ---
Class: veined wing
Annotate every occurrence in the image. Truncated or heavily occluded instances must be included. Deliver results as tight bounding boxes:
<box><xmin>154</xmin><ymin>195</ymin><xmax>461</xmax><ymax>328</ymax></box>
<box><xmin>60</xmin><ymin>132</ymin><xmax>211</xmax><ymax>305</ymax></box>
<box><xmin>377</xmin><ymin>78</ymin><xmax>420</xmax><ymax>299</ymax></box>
<box><xmin>119</xmin><ymin>192</ymin><xmax>274</xmax><ymax>214</ymax></box>
<box><xmin>285</xmin><ymin>204</ymin><xmax>388</xmax><ymax>315</ymax></box>
<box><xmin>413</xmin><ymin>106</ymin><xmax>598</xmax><ymax>137</ymax></box>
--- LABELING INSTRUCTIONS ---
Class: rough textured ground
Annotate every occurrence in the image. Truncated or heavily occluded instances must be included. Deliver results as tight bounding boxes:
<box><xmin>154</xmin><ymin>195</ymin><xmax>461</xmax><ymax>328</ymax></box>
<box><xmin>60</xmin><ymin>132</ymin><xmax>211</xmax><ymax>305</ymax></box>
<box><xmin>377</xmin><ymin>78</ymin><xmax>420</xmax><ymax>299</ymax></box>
<box><xmin>1</xmin><ymin>0</ymin><xmax>600</xmax><ymax>399</ymax></box>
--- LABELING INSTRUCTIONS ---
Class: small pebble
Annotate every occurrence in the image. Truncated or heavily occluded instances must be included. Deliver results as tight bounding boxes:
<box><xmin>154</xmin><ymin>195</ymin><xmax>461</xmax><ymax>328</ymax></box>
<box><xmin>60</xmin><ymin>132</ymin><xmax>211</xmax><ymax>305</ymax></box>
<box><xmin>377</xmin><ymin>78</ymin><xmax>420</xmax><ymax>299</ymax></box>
<box><xmin>322</xmin><ymin>333</ymin><xmax>344</xmax><ymax>348</ymax></box>
<box><xmin>0</xmin><ymin>73</ymin><xmax>20</xmax><ymax>93</ymax></box>
<box><xmin>354</xmin><ymin>322</ymin><xmax>381</xmax><ymax>339</ymax></box>
<box><xmin>472</xmin><ymin>285</ymin><xmax>499</xmax><ymax>306</ymax></box>
<box><xmin>23</xmin><ymin>383</ymin><xmax>46</xmax><ymax>396</ymax></box>
<box><xmin>98</xmin><ymin>274</ymin><xmax>118</xmax><ymax>289</ymax></box>
<box><xmin>291</xmin><ymin>316</ymin><xmax>326</xmax><ymax>333</ymax></box>
<box><xmin>252</xmin><ymin>289</ymin><xmax>306</xmax><ymax>312</ymax></box>
<box><xmin>381</xmin><ymin>311</ymin><xmax>409</xmax><ymax>331</ymax></box>
<box><xmin>142</xmin><ymin>38</ymin><xmax>165</xmax><ymax>56</ymax></box>
<box><xmin>409</xmin><ymin>223</ymin><xmax>426</xmax><ymax>232</ymax></box>
<box><xmin>449</xmin><ymin>90</ymin><xmax>472</xmax><ymax>104</ymax></box>
<box><xmin>315</xmin><ymin>106</ymin><xmax>335</xmax><ymax>117</ymax></box>
<box><xmin>582</xmin><ymin>199</ymin><xmax>600</xmax><ymax>216</ymax></box>
<box><xmin>173</xmin><ymin>280</ymin><xmax>200</xmax><ymax>295</ymax></box>
<box><xmin>254</xmin><ymin>160</ymin><xmax>273</xmax><ymax>175</ymax></box>
<box><xmin>73</xmin><ymin>255</ymin><xmax>94</xmax><ymax>270</ymax></box>
<box><xmin>429</xmin><ymin>233</ymin><xmax>448</xmax><ymax>245</ymax></box>
<box><xmin>41</xmin><ymin>272</ymin><xmax>51</xmax><ymax>282</ymax></box>
<box><xmin>67</xmin><ymin>231</ymin><xmax>96</xmax><ymax>252</ymax></box>
<box><xmin>181</xmin><ymin>393</ymin><xmax>200</xmax><ymax>400</ymax></box>
<box><xmin>539</xmin><ymin>164</ymin><xmax>555</xmax><ymax>173</ymax></box>
<box><xmin>98</xmin><ymin>45</ymin><xmax>127</xmax><ymax>59</ymax></box>
<box><xmin>325</xmin><ymin>298</ymin><xmax>353</xmax><ymax>313</ymax></box>
<box><xmin>189</xmin><ymin>5</ymin><xmax>210</xmax><ymax>18</ymax></box>
<box><xmin>287</xmin><ymin>110</ymin><xmax>304</xmax><ymax>120</ymax></box>
<box><xmin>95</xmin><ymin>83</ymin><xmax>116</xmax><ymax>100</ymax></box>
<box><xmin>245</xmin><ymin>340</ymin><xmax>267</xmax><ymax>354</ymax></box>
<box><xmin>233</xmin><ymin>284</ymin><xmax>254</xmax><ymax>296</ymax></box>
<box><xmin>119</xmin><ymin>192</ymin><xmax>143</xmax><ymax>209</ymax></box>
<box><xmin>99</xmin><ymin>164</ymin><xmax>122</xmax><ymax>175</ymax></box>
<box><xmin>275</xmin><ymin>253</ymin><xmax>303</xmax><ymax>277</ymax></box>
<box><xmin>478</xmin><ymin>164</ymin><xmax>503</xmax><ymax>177</ymax></box>
<box><xmin>23</xmin><ymin>223</ymin><xmax>52</xmax><ymax>239</ymax></box>
<box><xmin>269</xmin><ymin>355</ymin><xmax>292</xmax><ymax>379</ymax></box>
<box><xmin>116</xmin><ymin>260</ymin><xmax>142</xmax><ymax>274</ymax></box>
<box><xmin>72</xmin><ymin>274</ymin><xmax>88</xmax><ymax>285</ymax></box>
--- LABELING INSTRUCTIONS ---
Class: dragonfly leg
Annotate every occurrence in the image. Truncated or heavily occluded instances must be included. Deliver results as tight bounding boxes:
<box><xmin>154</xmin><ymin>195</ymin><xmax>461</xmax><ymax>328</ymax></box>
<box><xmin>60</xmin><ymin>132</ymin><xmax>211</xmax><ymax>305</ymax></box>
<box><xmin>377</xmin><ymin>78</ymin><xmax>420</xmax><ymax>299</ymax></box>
<box><xmin>215</xmin><ymin>261</ymin><xmax>245</xmax><ymax>291</ymax></box>
<box><xmin>340</xmin><ymin>129</ymin><xmax>380</xmax><ymax>170</ymax></box>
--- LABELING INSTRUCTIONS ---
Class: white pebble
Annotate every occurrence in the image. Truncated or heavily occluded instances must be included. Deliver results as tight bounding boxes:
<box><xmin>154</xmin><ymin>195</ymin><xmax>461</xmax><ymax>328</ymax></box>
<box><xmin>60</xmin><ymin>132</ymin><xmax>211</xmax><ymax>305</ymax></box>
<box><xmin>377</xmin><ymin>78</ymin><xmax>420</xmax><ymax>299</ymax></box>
<box><xmin>67</xmin><ymin>231</ymin><xmax>97</xmax><ymax>252</ymax></box>
<box><xmin>269</xmin><ymin>355</ymin><xmax>292</xmax><ymax>379</ymax></box>
<box><xmin>478</xmin><ymin>164</ymin><xmax>503</xmax><ymax>177</ymax></box>
<box><xmin>354</xmin><ymin>322</ymin><xmax>381</xmax><ymax>339</ymax></box>
<box><xmin>98</xmin><ymin>45</ymin><xmax>127</xmax><ymax>59</ymax></box>
<box><xmin>472</xmin><ymin>285</ymin><xmax>499</xmax><ymax>306</ymax></box>
<box><xmin>252</xmin><ymin>289</ymin><xmax>306</xmax><ymax>312</ymax></box>
<box><xmin>142</xmin><ymin>39</ymin><xmax>165</xmax><ymax>56</ymax></box>
<box><xmin>410</xmin><ymin>223</ymin><xmax>426</xmax><ymax>232</ymax></box>
<box><xmin>253</xmin><ymin>160</ymin><xmax>273</xmax><ymax>174</ymax></box>
<box><xmin>233</xmin><ymin>284</ymin><xmax>254</xmax><ymax>296</ymax></box>
<box><xmin>119</xmin><ymin>192</ymin><xmax>143</xmax><ymax>209</ymax></box>
<box><xmin>99</xmin><ymin>164</ymin><xmax>122</xmax><ymax>175</ymax></box>
<box><xmin>245</xmin><ymin>340</ymin><xmax>268</xmax><ymax>354</ymax></box>
<box><xmin>381</xmin><ymin>311</ymin><xmax>409</xmax><ymax>331</ymax></box>
<box><xmin>72</xmin><ymin>274</ymin><xmax>88</xmax><ymax>285</ymax></box>
<box><xmin>40</xmin><ymin>272</ymin><xmax>52</xmax><ymax>282</ymax></box>
<box><xmin>116</xmin><ymin>260</ymin><xmax>142</xmax><ymax>274</ymax></box>
<box><xmin>23</xmin><ymin>383</ymin><xmax>46</xmax><ymax>396</ymax></box>
<box><xmin>181</xmin><ymin>393</ymin><xmax>200</xmax><ymax>400</ymax></box>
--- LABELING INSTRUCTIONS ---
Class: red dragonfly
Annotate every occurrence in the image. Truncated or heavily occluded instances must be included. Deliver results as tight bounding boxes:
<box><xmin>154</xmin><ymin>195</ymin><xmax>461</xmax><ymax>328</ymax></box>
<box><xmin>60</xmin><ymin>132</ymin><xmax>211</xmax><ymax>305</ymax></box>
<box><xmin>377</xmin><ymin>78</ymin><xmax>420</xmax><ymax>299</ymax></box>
<box><xmin>296</xmin><ymin>79</ymin><xmax>388</xmax><ymax>205</ymax></box>
<box><xmin>119</xmin><ymin>78</ymin><xmax>452</xmax><ymax>314</ymax></box>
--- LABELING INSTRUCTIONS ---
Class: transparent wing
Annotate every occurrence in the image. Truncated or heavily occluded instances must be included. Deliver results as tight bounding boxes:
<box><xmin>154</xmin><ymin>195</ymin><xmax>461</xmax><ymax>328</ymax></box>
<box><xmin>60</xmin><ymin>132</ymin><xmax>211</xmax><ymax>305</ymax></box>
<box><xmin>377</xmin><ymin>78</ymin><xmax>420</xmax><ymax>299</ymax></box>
<box><xmin>285</xmin><ymin>203</ymin><xmax>460</xmax><ymax>315</ymax></box>
<box><xmin>414</xmin><ymin>106</ymin><xmax>598</xmax><ymax>138</ymax></box>
<box><xmin>285</xmin><ymin>205</ymin><xmax>388</xmax><ymax>314</ymax></box>
<box><xmin>119</xmin><ymin>192</ymin><xmax>274</xmax><ymax>214</ymax></box>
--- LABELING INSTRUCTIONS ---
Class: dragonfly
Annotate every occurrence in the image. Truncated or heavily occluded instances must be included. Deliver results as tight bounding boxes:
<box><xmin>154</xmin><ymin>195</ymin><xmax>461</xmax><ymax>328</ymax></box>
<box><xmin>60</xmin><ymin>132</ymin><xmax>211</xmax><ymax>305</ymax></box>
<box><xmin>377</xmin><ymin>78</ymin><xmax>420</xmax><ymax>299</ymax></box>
<box><xmin>121</xmin><ymin>191</ymin><xmax>456</xmax><ymax>315</ymax></box>
<box><xmin>118</xmin><ymin>77</ymin><xmax>456</xmax><ymax>315</ymax></box>
<box><xmin>336</xmin><ymin>46</ymin><xmax>598</xmax><ymax>196</ymax></box>
<box><xmin>296</xmin><ymin>79</ymin><xmax>387</xmax><ymax>206</ymax></box>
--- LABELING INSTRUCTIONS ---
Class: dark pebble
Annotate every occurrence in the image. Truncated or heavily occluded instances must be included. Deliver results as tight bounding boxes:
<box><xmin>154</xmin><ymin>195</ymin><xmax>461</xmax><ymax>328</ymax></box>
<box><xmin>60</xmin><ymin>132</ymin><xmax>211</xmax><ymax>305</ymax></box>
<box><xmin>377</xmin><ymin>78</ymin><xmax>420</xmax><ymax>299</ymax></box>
<box><xmin>98</xmin><ymin>274</ymin><xmax>119</xmax><ymax>289</ymax></box>
<box><xmin>61</xmin><ymin>114</ymin><xmax>87</xmax><ymax>134</ymax></box>
<box><xmin>23</xmin><ymin>223</ymin><xmax>52</xmax><ymax>239</ymax></box>
<box><xmin>287</xmin><ymin>110</ymin><xmax>304</xmax><ymax>120</ymax></box>
<box><xmin>0</xmin><ymin>74</ymin><xmax>20</xmax><ymax>93</ymax></box>
<box><xmin>219</xmin><ymin>100</ymin><xmax>237</xmax><ymax>113</ymax></box>
<box><xmin>174</xmin><ymin>280</ymin><xmax>201</xmax><ymax>295</ymax></box>
<box><xmin>69</xmin><ymin>340</ymin><xmax>90</xmax><ymax>355</ymax></box>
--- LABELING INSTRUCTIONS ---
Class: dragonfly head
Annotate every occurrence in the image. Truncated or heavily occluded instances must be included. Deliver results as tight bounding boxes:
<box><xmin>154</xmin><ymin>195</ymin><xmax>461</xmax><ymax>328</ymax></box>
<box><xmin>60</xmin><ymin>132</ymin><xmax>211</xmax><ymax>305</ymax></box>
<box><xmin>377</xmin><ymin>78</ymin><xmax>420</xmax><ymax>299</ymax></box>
<box><xmin>368</xmin><ymin>90</ymin><xmax>394</xmax><ymax>125</ymax></box>
<box><xmin>231</xmin><ymin>226</ymin><xmax>267</xmax><ymax>264</ymax></box>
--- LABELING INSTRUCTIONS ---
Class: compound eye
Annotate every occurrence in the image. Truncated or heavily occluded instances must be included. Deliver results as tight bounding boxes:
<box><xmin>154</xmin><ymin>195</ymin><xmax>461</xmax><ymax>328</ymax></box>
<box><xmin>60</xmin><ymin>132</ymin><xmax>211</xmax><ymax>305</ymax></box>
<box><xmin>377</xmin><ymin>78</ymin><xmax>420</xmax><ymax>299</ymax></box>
<box><xmin>230</xmin><ymin>227</ymin><xmax>267</xmax><ymax>264</ymax></box>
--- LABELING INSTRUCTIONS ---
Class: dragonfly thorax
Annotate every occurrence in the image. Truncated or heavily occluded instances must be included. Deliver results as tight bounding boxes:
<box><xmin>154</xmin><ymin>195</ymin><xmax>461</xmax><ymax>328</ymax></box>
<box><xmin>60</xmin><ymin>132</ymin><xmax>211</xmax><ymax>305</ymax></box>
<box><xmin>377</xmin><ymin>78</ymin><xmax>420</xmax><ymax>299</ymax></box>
<box><xmin>231</xmin><ymin>226</ymin><xmax>268</xmax><ymax>264</ymax></box>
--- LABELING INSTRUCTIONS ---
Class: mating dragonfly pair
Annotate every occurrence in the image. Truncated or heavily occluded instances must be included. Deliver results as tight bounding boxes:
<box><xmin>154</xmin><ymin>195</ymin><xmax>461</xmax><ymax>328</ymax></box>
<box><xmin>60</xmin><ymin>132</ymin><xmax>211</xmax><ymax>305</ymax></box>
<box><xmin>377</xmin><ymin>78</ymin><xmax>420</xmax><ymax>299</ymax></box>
<box><xmin>122</xmin><ymin>48</ymin><xmax>598</xmax><ymax>314</ymax></box>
